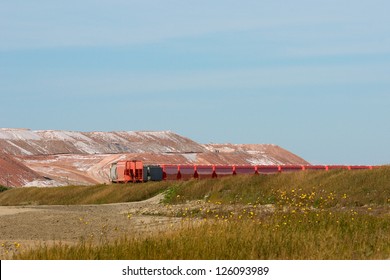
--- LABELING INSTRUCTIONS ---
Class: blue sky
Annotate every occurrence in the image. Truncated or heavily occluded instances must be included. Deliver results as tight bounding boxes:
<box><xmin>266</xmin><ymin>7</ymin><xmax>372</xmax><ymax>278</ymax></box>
<box><xmin>0</xmin><ymin>0</ymin><xmax>389</xmax><ymax>165</ymax></box>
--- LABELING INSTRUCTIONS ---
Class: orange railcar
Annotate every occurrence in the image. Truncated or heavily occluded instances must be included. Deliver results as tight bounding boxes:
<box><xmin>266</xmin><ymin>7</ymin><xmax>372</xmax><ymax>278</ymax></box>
<box><xmin>110</xmin><ymin>160</ymin><xmax>144</xmax><ymax>183</ymax></box>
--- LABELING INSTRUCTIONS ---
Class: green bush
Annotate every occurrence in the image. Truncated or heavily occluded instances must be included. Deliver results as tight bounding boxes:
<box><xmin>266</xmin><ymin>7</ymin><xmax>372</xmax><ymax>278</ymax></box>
<box><xmin>0</xmin><ymin>185</ymin><xmax>10</xmax><ymax>192</ymax></box>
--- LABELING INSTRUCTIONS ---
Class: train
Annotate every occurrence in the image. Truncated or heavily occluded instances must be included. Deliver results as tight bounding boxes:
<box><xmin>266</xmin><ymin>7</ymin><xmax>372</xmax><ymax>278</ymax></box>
<box><xmin>110</xmin><ymin>161</ymin><xmax>164</xmax><ymax>183</ymax></box>
<box><xmin>109</xmin><ymin>160</ymin><xmax>376</xmax><ymax>183</ymax></box>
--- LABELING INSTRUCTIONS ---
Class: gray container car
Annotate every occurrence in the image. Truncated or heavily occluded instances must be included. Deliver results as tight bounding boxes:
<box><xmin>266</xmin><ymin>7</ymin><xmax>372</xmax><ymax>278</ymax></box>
<box><xmin>143</xmin><ymin>165</ymin><xmax>164</xmax><ymax>181</ymax></box>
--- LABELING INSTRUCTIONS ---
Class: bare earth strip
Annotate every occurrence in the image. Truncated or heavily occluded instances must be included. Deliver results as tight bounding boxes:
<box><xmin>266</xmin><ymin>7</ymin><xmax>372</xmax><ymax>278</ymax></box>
<box><xmin>0</xmin><ymin>194</ymin><xmax>185</xmax><ymax>259</ymax></box>
<box><xmin>0</xmin><ymin>193</ymin><xmax>278</xmax><ymax>259</ymax></box>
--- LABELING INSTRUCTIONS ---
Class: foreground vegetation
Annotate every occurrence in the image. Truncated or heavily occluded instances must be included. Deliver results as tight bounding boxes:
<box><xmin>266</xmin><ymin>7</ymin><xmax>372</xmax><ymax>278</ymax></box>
<box><xmin>1</xmin><ymin>167</ymin><xmax>389</xmax><ymax>259</ymax></box>
<box><xmin>14</xmin><ymin>211</ymin><xmax>389</xmax><ymax>260</ymax></box>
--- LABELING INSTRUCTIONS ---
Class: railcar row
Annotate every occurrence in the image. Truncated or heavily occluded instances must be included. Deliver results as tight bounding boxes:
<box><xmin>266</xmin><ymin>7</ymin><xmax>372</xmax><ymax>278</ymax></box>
<box><xmin>109</xmin><ymin>160</ymin><xmax>375</xmax><ymax>183</ymax></box>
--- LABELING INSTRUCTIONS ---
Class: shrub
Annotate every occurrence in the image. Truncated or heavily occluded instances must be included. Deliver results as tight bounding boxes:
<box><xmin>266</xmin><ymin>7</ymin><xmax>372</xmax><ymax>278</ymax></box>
<box><xmin>0</xmin><ymin>185</ymin><xmax>10</xmax><ymax>192</ymax></box>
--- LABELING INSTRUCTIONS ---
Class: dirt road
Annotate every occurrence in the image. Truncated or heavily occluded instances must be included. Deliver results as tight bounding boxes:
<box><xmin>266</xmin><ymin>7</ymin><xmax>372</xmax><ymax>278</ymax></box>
<box><xmin>0</xmin><ymin>194</ymin><xmax>185</xmax><ymax>258</ymax></box>
<box><xmin>0</xmin><ymin>192</ymin><xmax>278</xmax><ymax>259</ymax></box>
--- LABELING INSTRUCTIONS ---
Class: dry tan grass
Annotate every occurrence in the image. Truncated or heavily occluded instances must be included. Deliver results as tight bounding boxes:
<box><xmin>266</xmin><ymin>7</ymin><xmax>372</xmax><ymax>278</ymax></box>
<box><xmin>1</xmin><ymin>168</ymin><xmax>389</xmax><ymax>260</ymax></box>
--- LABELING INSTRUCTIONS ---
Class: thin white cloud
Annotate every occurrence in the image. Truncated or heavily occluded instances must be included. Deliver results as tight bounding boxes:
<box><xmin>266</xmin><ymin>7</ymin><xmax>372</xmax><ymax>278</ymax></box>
<box><xmin>2</xmin><ymin>0</ymin><xmax>388</xmax><ymax>50</ymax></box>
<box><xmin>4</xmin><ymin>63</ymin><xmax>387</xmax><ymax>98</ymax></box>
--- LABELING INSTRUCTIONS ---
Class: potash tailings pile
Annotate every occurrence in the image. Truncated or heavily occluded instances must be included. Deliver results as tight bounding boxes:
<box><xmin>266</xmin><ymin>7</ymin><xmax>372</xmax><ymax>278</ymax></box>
<box><xmin>0</xmin><ymin>128</ymin><xmax>308</xmax><ymax>187</ymax></box>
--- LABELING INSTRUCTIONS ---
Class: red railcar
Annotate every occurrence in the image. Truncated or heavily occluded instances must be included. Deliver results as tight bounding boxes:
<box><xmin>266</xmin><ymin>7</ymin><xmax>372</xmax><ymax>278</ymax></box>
<box><xmin>110</xmin><ymin>161</ymin><xmax>376</xmax><ymax>183</ymax></box>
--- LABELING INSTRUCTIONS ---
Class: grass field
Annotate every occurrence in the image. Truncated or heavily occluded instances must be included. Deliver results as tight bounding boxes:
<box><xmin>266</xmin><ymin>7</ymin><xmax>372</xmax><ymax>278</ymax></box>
<box><xmin>1</xmin><ymin>167</ymin><xmax>389</xmax><ymax>260</ymax></box>
<box><xmin>13</xmin><ymin>212</ymin><xmax>389</xmax><ymax>260</ymax></box>
<box><xmin>0</xmin><ymin>181</ymin><xmax>171</xmax><ymax>205</ymax></box>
